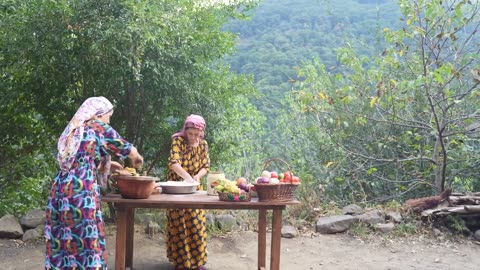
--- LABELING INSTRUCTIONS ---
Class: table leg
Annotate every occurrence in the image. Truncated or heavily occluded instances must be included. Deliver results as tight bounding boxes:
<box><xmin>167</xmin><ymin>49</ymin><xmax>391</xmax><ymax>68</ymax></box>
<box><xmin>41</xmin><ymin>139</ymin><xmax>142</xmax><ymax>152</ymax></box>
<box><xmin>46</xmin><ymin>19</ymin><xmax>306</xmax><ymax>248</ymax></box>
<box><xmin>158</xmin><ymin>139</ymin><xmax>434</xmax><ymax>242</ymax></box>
<box><xmin>258</xmin><ymin>209</ymin><xmax>267</xmax><ymax>270</ymax></box>
<box><xmin>115</xmin><ymin>205</ymin><xmax>127</xmax><ymax>270</ymax></box>
<box><xmin>270</xmin><ymin>208</ymin><xmax>282</xmax><ymax>270</ymax></box>
<box><xmin>125</xmin><ymin>207</ymin><xmax>135</xmax><ymax>269</ymax></box>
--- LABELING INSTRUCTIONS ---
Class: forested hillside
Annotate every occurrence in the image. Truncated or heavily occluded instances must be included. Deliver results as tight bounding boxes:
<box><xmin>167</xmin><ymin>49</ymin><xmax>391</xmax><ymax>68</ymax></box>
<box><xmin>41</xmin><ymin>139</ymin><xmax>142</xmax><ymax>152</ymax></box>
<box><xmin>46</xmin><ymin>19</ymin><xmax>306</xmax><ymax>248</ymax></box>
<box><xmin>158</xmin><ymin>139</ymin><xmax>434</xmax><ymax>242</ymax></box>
<box><xmin>224</xmin><ymin>0</ymin><xmax>401</xmax><ymax>112</ymax></box>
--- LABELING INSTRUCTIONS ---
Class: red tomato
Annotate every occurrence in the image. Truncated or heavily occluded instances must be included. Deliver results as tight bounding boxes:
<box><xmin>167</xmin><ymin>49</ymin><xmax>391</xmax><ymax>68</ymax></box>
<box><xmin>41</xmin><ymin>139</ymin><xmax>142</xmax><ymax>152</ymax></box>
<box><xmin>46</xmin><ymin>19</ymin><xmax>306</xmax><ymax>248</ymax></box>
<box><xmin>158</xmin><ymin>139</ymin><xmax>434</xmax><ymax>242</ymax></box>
<box><xmin>270</xmin><ymin>171</ymin><xmax>279</xmax><ymax>179</ymax></box>
<box><xmin>283</xmin><ymin>171</ymin><xmax>293</xmax><ymax>183</ymax></box>
<box><xmin>292</xmin><ymin>176</ymin><xmax>300</xmax><ymax>185</ymax></box>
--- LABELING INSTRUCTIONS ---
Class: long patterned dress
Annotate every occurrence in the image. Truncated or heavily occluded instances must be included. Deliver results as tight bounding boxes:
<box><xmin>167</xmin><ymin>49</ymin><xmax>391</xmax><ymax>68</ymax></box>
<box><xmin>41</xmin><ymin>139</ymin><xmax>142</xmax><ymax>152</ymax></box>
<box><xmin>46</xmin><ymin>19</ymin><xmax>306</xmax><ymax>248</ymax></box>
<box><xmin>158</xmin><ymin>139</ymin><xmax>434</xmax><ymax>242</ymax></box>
<box><xmin>166</xmin><ymin>136</ymin><xmax>210</xmax><ymax>269</ymax></box>
<box><xmin>45</xmin><ymin>120</ymin><xmax>133</xmax><ymax>270</ymax></box>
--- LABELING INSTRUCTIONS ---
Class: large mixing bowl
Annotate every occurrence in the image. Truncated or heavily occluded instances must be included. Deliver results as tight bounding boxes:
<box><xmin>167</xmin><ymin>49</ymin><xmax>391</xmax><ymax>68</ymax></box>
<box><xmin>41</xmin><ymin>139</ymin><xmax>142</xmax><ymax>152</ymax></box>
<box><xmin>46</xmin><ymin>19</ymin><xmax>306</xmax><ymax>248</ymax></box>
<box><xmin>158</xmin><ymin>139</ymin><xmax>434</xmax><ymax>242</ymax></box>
<box><xmin>115</xmin><ymin>175</ymin><xmax>159</xmax><ymax>199</ymax></box>
<box><xmin>158</xmin><ymin>181</ymin><xmax>199</xmax><ymax>194</ymax></box>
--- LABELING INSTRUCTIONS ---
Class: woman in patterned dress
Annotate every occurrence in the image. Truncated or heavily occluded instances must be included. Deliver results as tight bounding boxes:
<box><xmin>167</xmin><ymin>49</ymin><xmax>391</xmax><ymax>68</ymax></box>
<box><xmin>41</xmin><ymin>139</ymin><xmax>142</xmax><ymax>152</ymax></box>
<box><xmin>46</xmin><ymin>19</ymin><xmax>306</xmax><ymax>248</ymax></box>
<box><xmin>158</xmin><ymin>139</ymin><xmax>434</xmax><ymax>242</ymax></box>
<box><xmin>45</xmin><ymin>96</ymin><xmax>144</xmax><ymax>270</ymax></box>
<box><xmin>166</xmin><ymin>114</ymin><xmax>210</xmax><ymax>270</ymax></box>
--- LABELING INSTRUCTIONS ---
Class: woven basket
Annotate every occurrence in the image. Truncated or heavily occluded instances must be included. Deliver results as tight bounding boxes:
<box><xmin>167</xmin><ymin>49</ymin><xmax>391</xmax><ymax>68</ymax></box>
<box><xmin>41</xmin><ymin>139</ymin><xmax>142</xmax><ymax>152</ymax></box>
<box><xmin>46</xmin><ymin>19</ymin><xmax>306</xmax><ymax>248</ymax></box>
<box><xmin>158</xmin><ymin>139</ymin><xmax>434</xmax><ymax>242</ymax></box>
<box><xmin>254</xmin><ymin>158</ymin><xmax>299</xmax><ymax>202</ymax></box>
<box><xmin>218</xmin><ymin>191</ymin><xmax>251</xmax><ymax>202</ymax></box>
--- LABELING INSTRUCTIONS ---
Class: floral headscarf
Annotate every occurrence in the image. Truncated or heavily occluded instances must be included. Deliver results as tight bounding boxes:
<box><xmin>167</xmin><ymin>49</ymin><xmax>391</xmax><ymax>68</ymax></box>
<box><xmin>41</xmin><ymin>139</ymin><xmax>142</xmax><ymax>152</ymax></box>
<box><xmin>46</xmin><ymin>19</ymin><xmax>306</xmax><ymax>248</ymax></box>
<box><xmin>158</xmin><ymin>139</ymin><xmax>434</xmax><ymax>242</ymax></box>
<box><xmin>172</xmin><ymin>114</ymin><xmax>206</xmax><ymax>139</ymax></box>
<box><xmin>57</xmin><ymin>96</ymin><xmax>114</xmax><ymax>172</ymax></box>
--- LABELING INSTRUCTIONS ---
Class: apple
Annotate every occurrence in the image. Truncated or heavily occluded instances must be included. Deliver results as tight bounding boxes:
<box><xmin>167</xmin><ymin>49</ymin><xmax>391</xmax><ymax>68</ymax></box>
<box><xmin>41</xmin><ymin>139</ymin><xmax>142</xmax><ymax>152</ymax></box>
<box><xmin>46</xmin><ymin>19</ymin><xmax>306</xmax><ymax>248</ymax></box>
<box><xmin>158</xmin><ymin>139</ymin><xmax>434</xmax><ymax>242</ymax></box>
<box><xmin>261</xmin><ymin>170</ymin><xmax>271</xmax><ymax>178</ymax></box>
<box><xmin>270</xmin><ymin>171</ymin><xmax>278</xmax><ymax>178</ymax></box>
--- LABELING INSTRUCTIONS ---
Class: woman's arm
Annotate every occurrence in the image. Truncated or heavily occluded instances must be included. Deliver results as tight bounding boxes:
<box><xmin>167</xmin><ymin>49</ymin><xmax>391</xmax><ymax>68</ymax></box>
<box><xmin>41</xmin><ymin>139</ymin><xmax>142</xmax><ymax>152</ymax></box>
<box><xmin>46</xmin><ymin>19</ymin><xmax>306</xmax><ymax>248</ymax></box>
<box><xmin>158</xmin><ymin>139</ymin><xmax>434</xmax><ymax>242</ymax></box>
<box><xmin>193</xmin><ymin>168</ymin><xmax>208</xmax><ymax>182</ymax></box>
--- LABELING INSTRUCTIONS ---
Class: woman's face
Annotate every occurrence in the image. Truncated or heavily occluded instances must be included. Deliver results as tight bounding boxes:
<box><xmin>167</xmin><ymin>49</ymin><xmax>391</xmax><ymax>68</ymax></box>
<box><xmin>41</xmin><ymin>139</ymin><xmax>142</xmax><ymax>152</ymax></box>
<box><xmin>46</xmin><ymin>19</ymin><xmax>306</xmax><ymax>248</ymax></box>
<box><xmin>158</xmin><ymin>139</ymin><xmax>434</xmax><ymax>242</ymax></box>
<box><xmin>98</xmin><ymin>110</ymin><xmax>113</xmax><ymax>124</ymax></box>
<box><xmin>185</xmin><ymin>128</ymin><xmax>202</xmax><ymax>145</ymax></box>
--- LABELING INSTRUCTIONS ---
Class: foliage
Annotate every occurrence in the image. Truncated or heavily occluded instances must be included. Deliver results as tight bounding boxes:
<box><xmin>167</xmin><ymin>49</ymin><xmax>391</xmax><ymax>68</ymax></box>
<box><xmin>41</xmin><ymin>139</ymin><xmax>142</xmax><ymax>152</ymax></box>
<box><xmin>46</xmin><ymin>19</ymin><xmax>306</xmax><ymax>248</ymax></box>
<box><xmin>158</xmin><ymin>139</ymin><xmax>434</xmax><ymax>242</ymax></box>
<box><xmin>293</xmin><ymin>0</ymin><xmax>480</xmax><ymax>203</ymax></box>
<box><xmin>442</xmin><ymin>215</ymin><xmax>468</xmax><ymax>235</ymax></box>
<box><xmin>0</xmin><ymin>0</ymin><xmax>262</xmax><ymax>216</ymax></box>
<box><xmin>347</xmin><ymin>221</ymin><xmax>374</xmax><ymax>240</ymax></box>
<box><xmin>391</xmin><ymin>222</ymin><xmax>418</xmax><ymax>237</ymax></box>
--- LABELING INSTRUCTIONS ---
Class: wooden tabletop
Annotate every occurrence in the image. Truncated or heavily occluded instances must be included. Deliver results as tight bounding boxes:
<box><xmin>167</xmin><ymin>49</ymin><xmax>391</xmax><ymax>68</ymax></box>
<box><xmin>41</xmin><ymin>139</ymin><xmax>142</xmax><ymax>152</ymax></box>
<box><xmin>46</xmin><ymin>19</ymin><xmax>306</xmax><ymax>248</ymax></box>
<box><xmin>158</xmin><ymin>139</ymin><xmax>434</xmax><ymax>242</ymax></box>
<box><xmin>102</xmin><ymin>191</ymin><xmax>299</xmax><ymax>209</ymax></box>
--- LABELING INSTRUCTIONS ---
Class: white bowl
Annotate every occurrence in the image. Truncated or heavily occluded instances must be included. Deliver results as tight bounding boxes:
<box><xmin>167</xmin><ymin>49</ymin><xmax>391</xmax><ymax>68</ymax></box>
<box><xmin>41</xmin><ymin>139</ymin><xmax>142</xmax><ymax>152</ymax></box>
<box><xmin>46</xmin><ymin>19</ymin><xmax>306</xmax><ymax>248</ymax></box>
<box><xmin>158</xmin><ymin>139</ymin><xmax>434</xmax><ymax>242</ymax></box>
<box><xmin>158</xmin><ymin>181</ymin><xmax>199</xmax><ymax>194</ymax></box>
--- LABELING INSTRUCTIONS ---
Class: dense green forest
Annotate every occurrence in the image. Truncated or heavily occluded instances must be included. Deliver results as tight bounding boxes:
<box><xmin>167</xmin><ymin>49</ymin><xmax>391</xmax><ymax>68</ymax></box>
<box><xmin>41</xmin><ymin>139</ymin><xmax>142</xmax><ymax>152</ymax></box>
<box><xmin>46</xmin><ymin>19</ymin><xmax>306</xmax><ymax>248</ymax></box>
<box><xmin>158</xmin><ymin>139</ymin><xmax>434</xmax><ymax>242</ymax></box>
<box><xmin>224</xmin><ymin>0</ymin><xmax>401</xmax><ymax>113</ymax></box>
<box><xmin>1</xmin><ymin>0</ymin><xmax>479</xmax><ymax>218</ymax></box>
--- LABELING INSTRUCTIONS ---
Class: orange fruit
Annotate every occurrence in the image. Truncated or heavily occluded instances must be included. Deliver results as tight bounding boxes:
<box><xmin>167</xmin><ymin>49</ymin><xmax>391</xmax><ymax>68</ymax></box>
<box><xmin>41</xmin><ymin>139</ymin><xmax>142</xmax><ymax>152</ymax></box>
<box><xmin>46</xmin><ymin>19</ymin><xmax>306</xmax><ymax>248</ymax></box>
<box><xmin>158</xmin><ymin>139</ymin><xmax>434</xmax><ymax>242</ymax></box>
<box><xmin>236</xmin><ymin>177</ymin><xmax>247</xmax><ymax>186</ymax></box>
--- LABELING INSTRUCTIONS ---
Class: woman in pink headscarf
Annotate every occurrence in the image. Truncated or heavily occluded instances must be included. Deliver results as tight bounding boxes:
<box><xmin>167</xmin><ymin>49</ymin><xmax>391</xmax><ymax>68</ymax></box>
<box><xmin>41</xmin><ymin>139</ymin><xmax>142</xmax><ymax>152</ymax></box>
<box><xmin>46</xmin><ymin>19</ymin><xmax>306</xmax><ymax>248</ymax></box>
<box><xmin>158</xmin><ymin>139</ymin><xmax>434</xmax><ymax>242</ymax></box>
<box><xmin>166</xmin><ymin>114</ymin><xmax>210</xmax><ymax>270</ymax></box>
<box><xmin>45</xmin><ymin>96</ymin><xmax>143</xmax><ymax>270</ymax></box>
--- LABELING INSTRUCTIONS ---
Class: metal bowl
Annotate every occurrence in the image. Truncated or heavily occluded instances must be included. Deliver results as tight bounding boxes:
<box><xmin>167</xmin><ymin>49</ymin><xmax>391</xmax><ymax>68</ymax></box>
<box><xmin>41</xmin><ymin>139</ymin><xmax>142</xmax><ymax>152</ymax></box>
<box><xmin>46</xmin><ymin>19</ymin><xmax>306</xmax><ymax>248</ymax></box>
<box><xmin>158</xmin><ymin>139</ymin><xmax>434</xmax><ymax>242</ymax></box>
<box><xmin>114</xmin><ymin>175</ymin><xmax>159</xmax><ymax>199</ymax></box>
<box><xmin>158</xmin><ymin>181</ymin><xmax>199</xmax><ymax>194</ymax></box>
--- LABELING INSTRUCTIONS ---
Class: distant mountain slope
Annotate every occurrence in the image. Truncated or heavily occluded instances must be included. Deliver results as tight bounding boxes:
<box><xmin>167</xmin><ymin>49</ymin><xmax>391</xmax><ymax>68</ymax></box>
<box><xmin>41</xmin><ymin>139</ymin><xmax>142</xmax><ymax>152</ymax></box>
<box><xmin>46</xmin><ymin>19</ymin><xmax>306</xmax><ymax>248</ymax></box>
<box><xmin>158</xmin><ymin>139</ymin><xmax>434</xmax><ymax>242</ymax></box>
<box><xmin>224</xmin><ymin>0</ymin><xmax>401</xmax><ymax>108</ymax></box>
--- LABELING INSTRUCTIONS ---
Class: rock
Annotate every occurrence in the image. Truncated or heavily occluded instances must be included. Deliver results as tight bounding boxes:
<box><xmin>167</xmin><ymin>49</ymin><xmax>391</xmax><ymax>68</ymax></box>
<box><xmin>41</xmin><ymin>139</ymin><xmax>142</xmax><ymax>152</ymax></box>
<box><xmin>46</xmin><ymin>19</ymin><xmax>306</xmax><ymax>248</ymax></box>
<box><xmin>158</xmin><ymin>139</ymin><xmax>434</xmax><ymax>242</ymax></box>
<box><xmin>20</xmin><ymin>209</ymin><xmax>46</xmax><ymax>229</ymax></box>
<box><xmin>357</xmin><ymin>210</ymin><xmax>384</xmax><ymax>226</ymax></box>
<box><xmin>145</xmin><ymin>221</ymin><xmax>161</xmax><ymax>235</ymax></box>
<box><xmin>35</xmin><ymin>225</ymin><xmax>45</xmax><ymax>238</ymax></box>
<box><xmin>386</xmin><ymin>212</ymin><xmax>402</xmax><ymax>223</ymax></box>
<box><xmin>316</xmin><ymin>215</ymin><xmax>357</xmax><ymax>234</ymax></box>
<box><xmin>281</xmin><ymin>225</ymin><xmax>297</xmax><ymax>238</ymax></box>
<box><xmin>342</xmin><ymin>204</ymin><xmax>364</xmax><ymax>215</ymax></box>
<box><xmin>205</xmin><ymin>213</ymin><xmax>215</xmax><ymax>227</ymax></box>
<box><xmin>215</xmin><ymin>214</ymin><xmax>239</xmax><ymax>231</ymax></box>
<box><xmin>474</xmin><ymin>230</ymin><xmax>480</xmax><ymax>241</ymax></box>
<box><xmin>376</xmin><ymin>223</ymin><xmax>395</xmax><ymax>233</ymax></box>
<box><xmin>432</xmin><ymin>228</ymin><xmax>442</xmax><ymax>236</ymax></box>
<box><xmin>0</xmin><ymin>214</ymin><xmax>24</xmax><ymax>239</ymax></box>
<box><xmin>22</xmin><ymin>228</ymin><xmax>41</xmax><ymax>242</ymax></box>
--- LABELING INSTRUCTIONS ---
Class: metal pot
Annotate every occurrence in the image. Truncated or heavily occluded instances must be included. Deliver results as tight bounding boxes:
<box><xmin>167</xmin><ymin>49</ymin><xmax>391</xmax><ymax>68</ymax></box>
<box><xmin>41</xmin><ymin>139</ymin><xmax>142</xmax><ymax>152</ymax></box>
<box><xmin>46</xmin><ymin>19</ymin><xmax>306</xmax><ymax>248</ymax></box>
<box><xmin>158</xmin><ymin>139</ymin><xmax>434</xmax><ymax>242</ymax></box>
<box><xmin>115</xmin><ymin>175</ymin><xmax>159</xmax><ymax>199</ymax></box>
<box><xmin>158</xmin><ymin>181</ymin><xmax>199</xmax><ymax>194</ymax></box>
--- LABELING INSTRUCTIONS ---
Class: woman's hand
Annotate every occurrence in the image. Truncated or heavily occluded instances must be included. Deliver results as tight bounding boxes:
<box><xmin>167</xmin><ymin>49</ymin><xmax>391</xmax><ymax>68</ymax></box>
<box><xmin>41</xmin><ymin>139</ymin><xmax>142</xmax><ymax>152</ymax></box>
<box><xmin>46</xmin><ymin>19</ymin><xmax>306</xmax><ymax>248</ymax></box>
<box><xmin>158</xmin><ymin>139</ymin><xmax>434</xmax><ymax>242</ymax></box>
<box><xmin>128</xmin><ymin>146</ymin><xmax>144</xmax><ymax>169</ymax></box>
<box><xmin>170</xmin><ymin>163</ymin><xmax>195</xmax><ymax>183</ymax></box>
<box><xmin>110</xmin><ymin>161</ymin><xmax>124</xmax><ymax>173</ymax></box>
<box><xmin>193</xmin><ymin>168</ymin><xmax>208</xmax><ymax>183</ymax></box>
<box><xmin>193</xmin><ymin>175</ymin><xmax>201</xmax><ymax>183</ymax></box>
<box><xmin>133</xmin><ymin>155</ymin><xmax>144</xmax><ymax>169</ymax></box>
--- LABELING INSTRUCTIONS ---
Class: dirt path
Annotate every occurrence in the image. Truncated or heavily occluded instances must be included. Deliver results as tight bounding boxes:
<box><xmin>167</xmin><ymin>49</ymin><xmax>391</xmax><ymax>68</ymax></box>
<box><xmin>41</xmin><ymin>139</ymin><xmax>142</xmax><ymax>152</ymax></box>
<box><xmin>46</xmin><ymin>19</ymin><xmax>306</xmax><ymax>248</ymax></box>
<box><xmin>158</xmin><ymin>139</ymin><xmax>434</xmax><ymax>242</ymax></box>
<box><xmin>2</xmin><ymin>225</ymin><xmax>479</xmax><ymax>270</ymax></box>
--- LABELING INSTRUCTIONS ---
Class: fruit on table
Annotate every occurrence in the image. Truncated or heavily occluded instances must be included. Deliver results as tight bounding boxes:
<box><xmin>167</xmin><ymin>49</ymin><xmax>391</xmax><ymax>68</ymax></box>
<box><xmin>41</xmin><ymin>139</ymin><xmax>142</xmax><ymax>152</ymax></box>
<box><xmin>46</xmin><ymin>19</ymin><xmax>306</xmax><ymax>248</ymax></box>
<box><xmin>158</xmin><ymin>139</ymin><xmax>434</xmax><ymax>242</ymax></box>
<box><xmin>269</xmin><ymin>177</ymin><xmax>280</xmax><ymax>184</ymax></box>
<box><xmin>238</xmin><ymin>182</ymin><xmax>249</xmax><ymax>192</ymax></box>
<box><xmin>261</xmin><ymin>170</ymin><xmax>271</xmax><ymax>178</ymax></box>
<box><xmin>213</xmin><ymin>179</ymin><xmax>242</xmax><ymax>194</ymax></box>
<box><xmin>256</xmin><ymin>176</ymin><xmax>269</xmax><ymax>184</ymax></box>
<box><xmin>236</xmin><ymin>177</ymin><xmax>247</xmax><ymax>186</ymax></box>
<box><xmin>291</xmin><ymin>176</ymin><xmax>300</xmax><ymax>185</ymax></box>
<box><xmin>283</xmin><ymin>171</ymin><xmax>293</xmax><ymax>183</ymax></box>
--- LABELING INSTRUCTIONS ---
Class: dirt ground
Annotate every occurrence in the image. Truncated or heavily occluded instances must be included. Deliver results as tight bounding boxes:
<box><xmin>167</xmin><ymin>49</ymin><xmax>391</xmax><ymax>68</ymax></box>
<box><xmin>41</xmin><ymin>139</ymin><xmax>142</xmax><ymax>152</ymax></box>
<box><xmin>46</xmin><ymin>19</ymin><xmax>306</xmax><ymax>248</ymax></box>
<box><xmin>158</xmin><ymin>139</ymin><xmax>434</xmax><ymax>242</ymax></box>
<box><xmin>2</xmin><ymin>224</ymin><xmax>480</xmax><ymax>270</ymax></box>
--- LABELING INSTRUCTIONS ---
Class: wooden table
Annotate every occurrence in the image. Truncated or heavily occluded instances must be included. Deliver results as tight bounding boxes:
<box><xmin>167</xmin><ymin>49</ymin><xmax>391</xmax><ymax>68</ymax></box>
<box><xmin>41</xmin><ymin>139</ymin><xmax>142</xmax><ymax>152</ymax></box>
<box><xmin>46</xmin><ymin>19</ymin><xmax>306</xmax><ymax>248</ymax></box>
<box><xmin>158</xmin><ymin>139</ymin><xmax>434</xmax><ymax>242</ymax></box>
<box><xmin>102</xmin><ymin>191</ymin><xmax>299</xmax><ymax>270</ymax></box>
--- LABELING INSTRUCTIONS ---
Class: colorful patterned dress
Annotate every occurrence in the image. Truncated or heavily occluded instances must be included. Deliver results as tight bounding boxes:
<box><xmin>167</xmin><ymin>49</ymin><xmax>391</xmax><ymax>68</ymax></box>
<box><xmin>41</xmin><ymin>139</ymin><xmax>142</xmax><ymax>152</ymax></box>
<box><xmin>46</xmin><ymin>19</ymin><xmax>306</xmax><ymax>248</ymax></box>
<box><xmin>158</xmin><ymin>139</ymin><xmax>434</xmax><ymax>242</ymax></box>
<box><xmin>45</xmin><ymin>120</ymin><xmax>133</xmax><ymax>270</ymax></box>
<box><xmin>166</xmin><ymin>136</ymin><xmax>210</xmax><ymax>269</ymax></box>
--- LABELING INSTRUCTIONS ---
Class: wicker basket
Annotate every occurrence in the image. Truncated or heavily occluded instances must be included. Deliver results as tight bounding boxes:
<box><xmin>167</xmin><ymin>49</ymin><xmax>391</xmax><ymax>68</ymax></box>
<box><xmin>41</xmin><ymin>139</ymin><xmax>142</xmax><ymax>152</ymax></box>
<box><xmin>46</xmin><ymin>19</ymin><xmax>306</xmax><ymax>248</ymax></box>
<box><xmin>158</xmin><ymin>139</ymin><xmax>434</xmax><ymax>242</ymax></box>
<box><xmin>218</xmin><ymin>191</ymin><xmax>251</xmax><ymax>202</ymax></box>
<box><xmin>254</xmin><ymin>158</ymin><xmax>299</xmax><ymax>202</ymax></box>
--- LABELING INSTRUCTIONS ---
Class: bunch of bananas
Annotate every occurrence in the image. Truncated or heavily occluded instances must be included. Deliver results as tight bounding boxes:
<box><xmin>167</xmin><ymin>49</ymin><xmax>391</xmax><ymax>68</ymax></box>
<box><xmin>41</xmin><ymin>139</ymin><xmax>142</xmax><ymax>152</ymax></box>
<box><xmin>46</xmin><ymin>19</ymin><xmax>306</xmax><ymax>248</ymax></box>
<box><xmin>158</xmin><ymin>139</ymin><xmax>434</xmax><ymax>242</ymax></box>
<box><xmin>211</xmin><ymin>179</ymin><xmax>241</xmax><ymax>194</ymax></box>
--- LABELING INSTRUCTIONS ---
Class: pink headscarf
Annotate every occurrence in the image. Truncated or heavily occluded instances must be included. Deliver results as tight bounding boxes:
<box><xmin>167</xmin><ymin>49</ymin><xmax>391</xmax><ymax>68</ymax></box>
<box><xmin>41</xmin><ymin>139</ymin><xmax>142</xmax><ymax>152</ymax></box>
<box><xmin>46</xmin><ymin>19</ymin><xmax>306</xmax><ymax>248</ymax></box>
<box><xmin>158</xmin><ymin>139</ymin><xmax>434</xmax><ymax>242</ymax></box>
<box><xmin>57</xmin><ymin>96</ymin><xmax>114</xmax><ymax>172</ymax></box>
<box><xmin>172</xmin><ymin>114</ymin><xmax>206</xmax><ymax>139</ymax></box>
